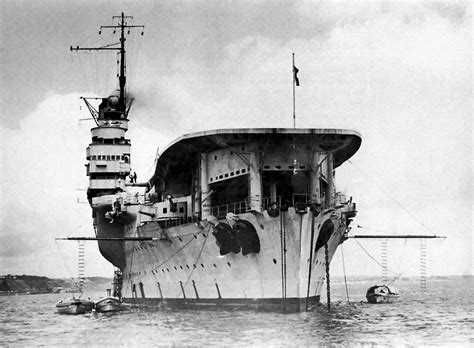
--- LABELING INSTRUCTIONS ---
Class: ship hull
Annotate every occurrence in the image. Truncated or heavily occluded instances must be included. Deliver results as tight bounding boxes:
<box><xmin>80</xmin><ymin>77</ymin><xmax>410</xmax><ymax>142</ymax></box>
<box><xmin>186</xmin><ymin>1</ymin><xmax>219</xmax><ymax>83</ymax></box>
<box><xmin>125</xmin><ymin>295</ymin><xmax>320</xmax><ymax>312</ymax></box>
<box><xmin>101</xmin><ymin>204</ymin><xmax>355</xmax><ymax>312</ymax></box>
<box><xmin>74</xmin><ymin>12</ymin><xmax>363</xmax><ymax>313</ymax></box>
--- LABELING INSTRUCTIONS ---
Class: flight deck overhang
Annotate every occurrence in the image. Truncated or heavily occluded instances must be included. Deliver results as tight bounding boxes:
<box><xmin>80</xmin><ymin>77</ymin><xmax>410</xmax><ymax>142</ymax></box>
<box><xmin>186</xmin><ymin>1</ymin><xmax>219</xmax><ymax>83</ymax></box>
<box><xmin>151</xmin><ymin>128</ymin><xmax>361</xmax><ymax>182</ymax></box>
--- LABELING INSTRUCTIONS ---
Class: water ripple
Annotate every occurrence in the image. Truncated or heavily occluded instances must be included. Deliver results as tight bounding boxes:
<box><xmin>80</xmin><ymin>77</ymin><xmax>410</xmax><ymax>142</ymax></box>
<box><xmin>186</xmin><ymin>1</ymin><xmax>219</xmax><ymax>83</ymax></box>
<box><xmin>0</xmin><ymin>277</ymin><xmax>472</xmax><ymax>346</ymax></box>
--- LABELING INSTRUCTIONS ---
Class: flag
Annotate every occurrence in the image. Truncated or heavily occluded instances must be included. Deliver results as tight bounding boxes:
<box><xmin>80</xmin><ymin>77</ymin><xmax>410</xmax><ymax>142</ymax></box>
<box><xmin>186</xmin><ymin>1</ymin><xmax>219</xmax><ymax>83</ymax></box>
<box><xmin>293</xmin><ymin>65</ymin><xmax>300</xmax><ymax>86</ymax></box>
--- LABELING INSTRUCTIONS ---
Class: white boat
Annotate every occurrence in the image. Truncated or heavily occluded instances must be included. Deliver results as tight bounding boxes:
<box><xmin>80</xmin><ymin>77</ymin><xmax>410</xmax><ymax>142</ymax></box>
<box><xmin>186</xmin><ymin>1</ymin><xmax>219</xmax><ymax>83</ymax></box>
<box><xmin>56</xmin><ymin>298</ymin><xmax>94</xmax><ymax>314</ymax></box>
<box><xmin>94</xmin><ymin>297</ymin><xmax>124</xmax><ymax>312</ymax></box>
<box><xmin>366</xmin><ymin>285</ymin><xmax>400</xmax><ymax>304</ymax></box>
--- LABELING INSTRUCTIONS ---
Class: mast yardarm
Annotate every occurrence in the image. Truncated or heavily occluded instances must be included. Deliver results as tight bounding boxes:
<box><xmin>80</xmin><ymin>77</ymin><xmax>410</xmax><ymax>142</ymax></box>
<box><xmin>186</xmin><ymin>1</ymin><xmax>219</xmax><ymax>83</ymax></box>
<box><xmin>70</xmin><ymin>12</ymin><xmax>144</xmax><ymax>114</ymax></box>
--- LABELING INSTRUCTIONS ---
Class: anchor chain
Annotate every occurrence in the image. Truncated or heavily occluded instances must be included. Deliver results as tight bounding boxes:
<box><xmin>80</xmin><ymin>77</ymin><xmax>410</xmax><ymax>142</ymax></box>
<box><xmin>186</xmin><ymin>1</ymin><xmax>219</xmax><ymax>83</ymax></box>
<box><xmin>280</xmin><ymin>212</ymin><xmax>287</xmax><ymax>303</ymax></box>
<box><xmin>325</xmin><ymin>243</ymin><xmax>330</xmax><ymax>311</ymax></box>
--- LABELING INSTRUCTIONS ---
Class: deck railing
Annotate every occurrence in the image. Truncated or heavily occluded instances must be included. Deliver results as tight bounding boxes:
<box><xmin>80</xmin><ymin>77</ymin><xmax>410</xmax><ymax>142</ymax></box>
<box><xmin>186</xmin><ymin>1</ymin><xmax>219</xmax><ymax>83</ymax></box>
<box><xmin>135</xmin><ymin>192</ymin><xmax>350</xmax><ymax>229</ymax></box>
<box><xmin>262</xmin><ymin>192</ymin><xmax>348</xmax><ymax>210</ymax></box>
<box><xmin>210</xmin><ymin>200</ymin><xmax>249</xmax><ymax>219</ymax></box>
<box><xmin>208</xmin><ymin>192</ymin><xmax>349</xmax><ymax>219</ymax></box>
<box><xmin>262</xmin><ymin>194</ymin><xmax>309</xmax><ymax>208</ymax></box>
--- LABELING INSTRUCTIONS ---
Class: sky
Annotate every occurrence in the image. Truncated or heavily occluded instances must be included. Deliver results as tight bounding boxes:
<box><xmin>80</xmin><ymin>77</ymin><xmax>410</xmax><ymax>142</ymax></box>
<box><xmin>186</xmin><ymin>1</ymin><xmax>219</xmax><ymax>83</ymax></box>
<box><xmin>0</xmin><ymin>0</ymin><xmax>472</xmax><ymax>279</ymax></box>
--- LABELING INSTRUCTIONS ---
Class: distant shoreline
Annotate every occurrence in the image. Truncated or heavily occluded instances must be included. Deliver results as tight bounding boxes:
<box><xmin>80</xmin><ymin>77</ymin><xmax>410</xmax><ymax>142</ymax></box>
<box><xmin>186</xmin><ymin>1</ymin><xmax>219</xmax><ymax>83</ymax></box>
<box><xmin>0</xmin><ymin>275</ymin><xmax>113</xmax><ymax>296</ymax></box>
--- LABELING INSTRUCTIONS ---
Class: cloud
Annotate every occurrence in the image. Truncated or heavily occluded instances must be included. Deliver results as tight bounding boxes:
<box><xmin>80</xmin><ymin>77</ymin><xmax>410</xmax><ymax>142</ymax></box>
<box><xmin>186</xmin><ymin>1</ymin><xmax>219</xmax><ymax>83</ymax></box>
<box><xmin>1</xmin><ymin>2</ymin><xmax>471</xmax><ymax>277</ymax></box>
<box><xmin>142</xmin><ymin>3</ymin><xmax>470</xmax><ymax>274</ymax></box>
<box><xmin>0</xmin><ymin>92</ymin><xmax>169</xmax><ymax>276</ymax></box>
<box><xmin>0</xmin><ymin>94</ymin><xmax>110</xmax><ymax>276</ymax></box>
<box><xmin>107</xmin><ymin>4</ymin><xmax>473</xmax><ymax>278</ymax></box>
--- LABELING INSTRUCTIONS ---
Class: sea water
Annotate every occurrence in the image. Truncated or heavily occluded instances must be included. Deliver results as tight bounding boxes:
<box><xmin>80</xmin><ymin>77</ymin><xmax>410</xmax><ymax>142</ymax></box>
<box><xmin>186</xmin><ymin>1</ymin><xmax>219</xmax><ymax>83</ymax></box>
<box><xmin>1</xmin><ymin>276</ymin><xmax>472</xmax><ymax>346</ymax></box>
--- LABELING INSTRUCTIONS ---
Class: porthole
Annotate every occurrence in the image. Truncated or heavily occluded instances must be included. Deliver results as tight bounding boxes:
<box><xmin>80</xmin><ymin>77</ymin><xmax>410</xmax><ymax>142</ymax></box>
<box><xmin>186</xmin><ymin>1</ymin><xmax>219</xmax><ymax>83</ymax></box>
<box><xmin>174</xmin><ymin>266</ymin><xmax>177</xmax><ymax>270</ymax></box>
<box><xmin>242</xmin><ymin>168</ymin><xmax>246</xmax><ymax>173</ymax></box>
<box><xmin>201</xmin><ymin>263</ymin><xmax>204</xmax><ymax>268</ymax></box>
<box><xmin>273</xmin><ymin>258</ymin><xmax>277</xmax><ymax>264</ymax></box>
<box><xmin>275</xmin><ymin>166</ymin><xmax>281</xmax><ymax>169</ymax></box>
<box><xmin>186</xmin><ymin>265</ymin><xmax>190</xmax><ymax>269</ymax></box>
<box><xmin>227</xmin><ymin>262</ymin><xmax>231</xmax><ymax>267</ymax></box>
<box><xmin>178</xmin><ymin>237</ymin><xmax>182</xmax><ymax>242</ymax></box>
<box><xmin>213</xmin><ymin>264</ymin><xmax>217</xmax><ymax>268</ymax></box>
<box><xmin>167</xmin><ymin>268</ymin><xmax>170</xmax><ymax>272</ymax></box>
<box><xmin>194</xmin><ymin>235</ymin><xmax>197</xmax><ymax>239</ymax></box>
<box><xmin>260</xmin><ymin>224</ymin><xmax>264</xmax><ymax>229</ymax></box>
<box><xmin>214</xmin><ymin>155</ymin><xmax>218</xmax><ymax>160</ymax></box>
<box><xmin>180</xmin><ymin>265</ymin><xmax>183</xmax><ymax>270</ymax></box>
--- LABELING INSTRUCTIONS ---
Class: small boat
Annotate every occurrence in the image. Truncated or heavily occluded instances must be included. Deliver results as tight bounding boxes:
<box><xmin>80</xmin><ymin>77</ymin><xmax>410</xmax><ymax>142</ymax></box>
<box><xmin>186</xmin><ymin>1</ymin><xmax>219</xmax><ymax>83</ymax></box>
<box><xmin>56</xmin><ymin>298</ymin><xmax>94</xmax><ymax>314</ymax></box>
<box><xmin>94</xmin><ymin>297</ymin><xmax>124</xmax><ymax>312</ymax></box>
<box><xmin>366</xmin><ymin>285</ymin><xmax>400</xmax><ymax>304</ymax></box>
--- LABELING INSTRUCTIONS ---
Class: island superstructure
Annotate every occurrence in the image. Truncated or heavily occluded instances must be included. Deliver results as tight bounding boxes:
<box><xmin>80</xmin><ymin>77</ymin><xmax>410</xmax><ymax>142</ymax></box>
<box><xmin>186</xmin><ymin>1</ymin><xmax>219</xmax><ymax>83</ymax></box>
<box><xmin>73</xmin><ymin>13</ymin><xmax>361</xmax><ymax>311</ymax></box>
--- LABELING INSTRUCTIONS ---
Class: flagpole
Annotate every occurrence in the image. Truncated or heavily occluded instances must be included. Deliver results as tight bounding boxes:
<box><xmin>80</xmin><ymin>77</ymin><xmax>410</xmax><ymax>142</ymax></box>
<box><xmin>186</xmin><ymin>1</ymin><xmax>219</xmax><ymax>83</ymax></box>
<box><xmin>292</xmin><ymin>53</ymin><xmax>296</xmax><ymax>129</ymax></box>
